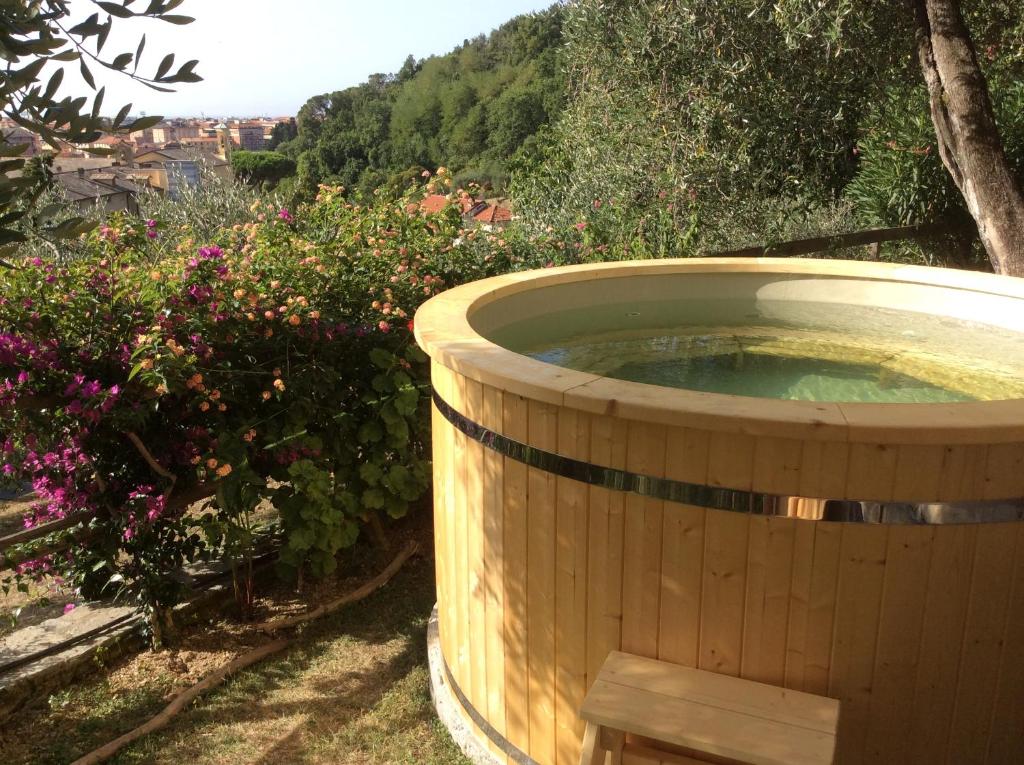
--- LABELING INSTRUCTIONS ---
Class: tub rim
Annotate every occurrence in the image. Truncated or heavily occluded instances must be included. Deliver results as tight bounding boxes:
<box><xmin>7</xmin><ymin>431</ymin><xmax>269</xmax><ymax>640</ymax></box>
<box><xmin>413</xmin><ymin>257</ymin><xmax>1024</xmax><ymax>445</ymax></box>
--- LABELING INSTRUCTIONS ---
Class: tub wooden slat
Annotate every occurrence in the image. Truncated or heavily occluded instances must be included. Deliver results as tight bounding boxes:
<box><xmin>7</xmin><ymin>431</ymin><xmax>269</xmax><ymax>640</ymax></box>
<box><xmin>698</xmin><ymin>510</ymin><xmax>749</xmax><ymax>676</ymax></box>
<box><xmin>907</xmin><ymin>524</ymin><xmax>976</xmax><ymax>763</ymax></box>
<box><xmin>829</xmin><ymin>523</ymin><xmax>889</xmax><ymax>765</ymax></box>
<box><xmin>622</xmin><ymin>422</ymin><xmax>667</xmax><ymax>658</ymax></box>
<box><xmin>464</xmin><ymin>377</ymin><xmax>488</xmax><ymax>729</ymax></box>
<box><xmin>664</xmin><ymin>426</ymin><xmax>710</xmax><ymax>485</ymax></box>
<box><xmin>986</xmin><ymin>524</ymin><xmax>1024</xmax><ymax>764</ymax></box>
<box><xmin>431</xmin><ymin>363</ymin><xmax>451</xmax><ymax>666</ymax></box>
<box><xmin>481</xmin><ymin>384</ymin><xmax>509</xmax><ymax>763</ymax></box>
<box><xmin>783</xmin><ymin>518</ymin><xmax>816</xmax><ymax>689</ymax></box>
<box><xmin>707</xmin><ymin>431</ymin><xmax>755</xmax><ymax>490</ymax></box>
<box><xmin>452</xmin><ymin>373</ymin><xmax>478</xmax><ymax>742</ymax></box>
<box><xmin>893</xmin><ymin>445</ymin><xmax>945</xmax><ymax>501</ymax></box>
<box><xmin>657</xmin><ymin>503</ymin><xmax>705</xmax><ymax>668</ymax></box>
<box><xmin>527</xmin><ymin>399</ymin><xmax>558</xmax><ymax>765</ymax></box>
<box><xmin>845</xmin><ymin>443</ymin><xmax>898</xmax><ymax>503</ymax></box>
<box><xmin>502</xmin><ymin>391</ymin><xmax>530</xmax><ymax>753</ymax></box>
<box><xmin>436</xmin><ymin>364</ymin><xmax>459</xmax><ymax>673</ymax></box>
<box><xmin>802</xmin><ymin>522</ymin><xmax>842</xmax><ymax>696</ymax></box>
<box><xmin>947</xmin><ymin>524</ymin><xmax>1018</xmax><ymax>764</ymax></box>
<box><xmin>584</xmin><ymin>416</ymin><xmax>628</xmax><ymax>686</ymax></box>
<box><xmin>554</xmin><ymin>407</ymin><xmax>591</xmax><ymax>765</ymax></box>
<box><xmin>863</xmin><ymin>525</ymin><xmax>934</xmax><ymax>763</ymax></box>
<box><xmin>798</xmin><ymin>440</ymin><xmax>849</xmax><ymax>501</ymax></box>
<box><xmin>937</xmin><ymin>444</ymin><xmax>989</xmax><ymax>502</ymax></box>
<box><xmin>741</xmin><ymin>516</ymin><xmax>796</xmax><ymax>686</ymax></box>
<box><xmin>752</xmin><ymin>437</ymin><xmax>804</xmax><ymax>496</ymax></box>
<box><xmin>982</xmin><ymin>442</ymin><xmax>1024</xmax><ymax>500</ymax></box>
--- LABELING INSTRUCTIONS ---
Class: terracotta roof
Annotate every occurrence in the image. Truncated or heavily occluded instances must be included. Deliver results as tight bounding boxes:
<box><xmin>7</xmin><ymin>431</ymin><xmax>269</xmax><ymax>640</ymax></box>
<box><xmin>473</xmin><ymin>204</ymin><xmax>512</xmax><ymax>224</ymax></box>
<box><xmin>458</xmin><ymin>195</ymin><xmax>481</xmax><ymax>214</ymax></box>
<box><xmin>419</xmin><ymin>194</ymin><xmax>451</xmax><ymax>214</ymax></box>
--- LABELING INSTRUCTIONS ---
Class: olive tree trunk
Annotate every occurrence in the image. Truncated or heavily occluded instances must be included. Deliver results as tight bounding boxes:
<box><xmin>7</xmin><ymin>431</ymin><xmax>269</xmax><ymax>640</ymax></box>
<box><xmin>911</xmin><ymin>0</ymin><xmax>1024</xmax><ymax>276</ymax></box>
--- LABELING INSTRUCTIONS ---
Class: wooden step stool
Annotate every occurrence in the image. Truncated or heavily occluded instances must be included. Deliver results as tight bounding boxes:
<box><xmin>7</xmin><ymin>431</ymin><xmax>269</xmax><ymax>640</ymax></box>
<box><xmin>578</xmin><ymin>651</ymin><xmax>840</xmax><ymax>765</ymax></box>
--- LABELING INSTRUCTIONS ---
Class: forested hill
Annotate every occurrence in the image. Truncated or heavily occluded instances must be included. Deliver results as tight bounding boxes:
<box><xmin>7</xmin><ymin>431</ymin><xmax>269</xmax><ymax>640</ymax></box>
<box><xmin>276</xmin><ymin>5</ymin><xmax>563</xmax><ymax>198</ymax></box>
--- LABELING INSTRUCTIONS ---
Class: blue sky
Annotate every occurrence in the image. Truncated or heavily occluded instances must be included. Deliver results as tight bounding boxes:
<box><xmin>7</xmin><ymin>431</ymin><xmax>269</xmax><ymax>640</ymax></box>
<box><xmin>64</xmin><ymin>0</ymin><xmax>557</xmax><ymax>118</ymax></box>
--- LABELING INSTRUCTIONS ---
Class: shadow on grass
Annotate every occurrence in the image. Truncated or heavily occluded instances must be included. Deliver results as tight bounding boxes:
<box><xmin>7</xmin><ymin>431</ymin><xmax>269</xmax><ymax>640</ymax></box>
<box><xmin>103</xmin><ymin>555</ymin><xmax>469</xmax><ymax>765</ymax></box>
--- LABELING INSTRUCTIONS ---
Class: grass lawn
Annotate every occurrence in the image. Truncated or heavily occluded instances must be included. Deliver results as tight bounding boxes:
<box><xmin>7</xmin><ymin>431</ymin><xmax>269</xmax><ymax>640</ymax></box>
<box><xmin>0</xmin><ymin>541</ymin><xmax>471</xmax><ymax>765</ymax></box>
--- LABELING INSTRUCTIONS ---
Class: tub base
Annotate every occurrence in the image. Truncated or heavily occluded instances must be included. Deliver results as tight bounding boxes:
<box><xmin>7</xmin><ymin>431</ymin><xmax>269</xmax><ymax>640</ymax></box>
<box><xmin>427</xmin><ymin>606</ymin><xmax>508</xmax><ymax>765</ymax></box>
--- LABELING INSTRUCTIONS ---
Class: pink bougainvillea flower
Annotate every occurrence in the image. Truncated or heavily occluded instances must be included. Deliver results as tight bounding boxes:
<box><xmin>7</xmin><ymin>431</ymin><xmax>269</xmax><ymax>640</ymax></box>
<box><xmin>63</xmin><ymin>603</ymin><xmax>76</xmax><ymax>615</ymax></box>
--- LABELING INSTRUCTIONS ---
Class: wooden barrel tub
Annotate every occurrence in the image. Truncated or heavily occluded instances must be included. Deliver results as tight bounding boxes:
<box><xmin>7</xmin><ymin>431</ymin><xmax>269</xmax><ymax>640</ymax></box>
<box><xmin>413</xmin><ymin>259</ymin><xmax>1024</xmax><ymax>765</ymax></box>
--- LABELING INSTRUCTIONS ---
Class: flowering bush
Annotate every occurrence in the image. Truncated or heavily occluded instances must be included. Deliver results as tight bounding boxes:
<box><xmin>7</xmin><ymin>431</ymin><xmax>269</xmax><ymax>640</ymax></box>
<box><xmin>0</xmin><ymin>175</ymin><xmax>583</xmax><ymax>632</ymax></box>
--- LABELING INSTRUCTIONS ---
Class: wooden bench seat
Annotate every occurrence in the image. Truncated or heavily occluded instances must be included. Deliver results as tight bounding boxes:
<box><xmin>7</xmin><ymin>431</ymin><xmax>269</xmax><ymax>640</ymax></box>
<box><xmin>579</xmin><ymin>652</ymin><xmax>840</xmax><ymax>765</ymax></box>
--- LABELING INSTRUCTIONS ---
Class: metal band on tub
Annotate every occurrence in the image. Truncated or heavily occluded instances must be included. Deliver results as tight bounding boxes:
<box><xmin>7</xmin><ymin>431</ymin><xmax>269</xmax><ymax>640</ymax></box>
<box><xmin>432</xmin><ymin>388</ymin><xmax>1024</xmax><ymax>525</ymax></box>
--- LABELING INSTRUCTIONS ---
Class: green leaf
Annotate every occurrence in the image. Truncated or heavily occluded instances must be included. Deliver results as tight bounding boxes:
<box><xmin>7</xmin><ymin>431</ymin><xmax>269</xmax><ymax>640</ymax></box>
<box><xmin>97</xmin><ymin>2</ymin><xmax>135</xmax><ymax>18</ymax></box>
<box><xmin>155</xmin><ymin>53</ymin><xmax>174</xmax><ymax>80</ymax></box>
<box><xmin>125</xmin><ymin>114</ymin><xmax>163</xmax><ymax>133</ymax></box>
<box><xmin>111</xmin><ymin>52</ymin><xmax>134</xmax><ymax>71</ymax></box>
<box><xmin>369</xmin><ymin>347</ymin><xmax>394</xmax><ymax>369</ymax></box>
<box><xmin>80</xmin><ymin>59</ymin><xmax>96</xmax><ymax>90</ymax></box>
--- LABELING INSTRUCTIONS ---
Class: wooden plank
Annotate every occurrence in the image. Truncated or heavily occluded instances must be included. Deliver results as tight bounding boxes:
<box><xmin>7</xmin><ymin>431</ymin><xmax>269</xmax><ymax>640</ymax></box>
<box><xmin>624</xmin><ymin>744</ymin><xmax>720</xmax><ymax>765</ymax></box>
<box><xmin>657</xmin><ymin>503</ymin><xmax>705</xmax><ymax>668</ymax></box>
<box><xmin>798</xmin><ymin>441</ymin><xmax>849</xmax><ymax>500</ymax></box>
<box><xmin>585</xmin><ymin>416</ymin><xmax>628</xmax><ymax>685</ymax></box>
<box><xmin>742</xmin><ymin>517</ymin><xmax>796</xmax><ymax>686</ymax></box>
<box><xmin>862</xmin><ymin>525</ymin><xmax>933</xmax><ymax>763</ymax></box>
<box><xmin>502</xmin><ymin>391</ymin><xmax>531</xmax><ymax>753</ymax></box>
<box><xmin>892</xmin><ymin>445</ymin><xmax>945</xmax><ymax>501</ymax></box>
<box><xmin>784</xmin><ymin>519</ymin><xmax>816</xmax><ymax>690</ymax></box>
<box><xmin>435</xmin><ymin>363</ymin><xmax>459</xmax><ymax>671</ymax></box>
<box><xmin>802</xmin><ymin>522</ymin><xmax>842</xmax><ymax>696</ymax></box>
<box><xmin>596</xmin><ymin>652</ymin><xmax>840</xmax><ymax>733</ymax></box>
<box><xmin>664</xmin><ymin>426</ymin><xmax>710</xmax><ymax>485</ymax></box>
<box><xmin>481</xmin><ymin>385</ymin><xmax>507</xmax><ymax>749</ymax></box>
<box><xmin>985</xmin><ymin>523</ymin><xmax>1024</xmax><ymax>763</ymax></box>
<box><xmin>554</xmin><ymin>406</ymin><xmax>591</xmax><ymax>765</ymax></box>
<box><xmin>937</xmin><ymin>445</ymin><xmax>989</xmax><ymax>502</ymax></box>
<box><xmin>906</xmin><ymin>524</ymin><xmax>976</xmax><ymax>763</ymax></box>
<box><xmin>946</xmin><ymin>523</ymin><xmax>1019</xmax><ymax>764</ymax></box>
<box><xmin>464</xmin><ymin>377</ymin><xmax>487</xmax><ymax>717</ymax></box>
<box><xmin>621</xmin><ymin>422</ymin><xmax>667</xmax><ymax>658</ymax></box>
<box><xmin>752</xmin><ymin>436</ymin><xmax>803</xmax><ymax>496</ymax></box>
<box><xmin>845</xmin><ymin>443</ymin><xmax>898</xmax><ymax>502</ymax></box>
<box><xmin>827</xmin><ymin>523</ymin><xmax>888</xmax><ymax>765</ymax></box>
<box><xmin>698</xmin><ymin>510</ymin><xmax>749</xmax><ymax>676</ymax></box>
<box><xmin>431</xmin><ymin>364</ymin><xmax>451</xmax><ymax>666</ymax></box>
<box><xmin>982</xmin><ymin>442</ymin><xmax>1024</xmax><ymax>500</ymax></box>
<box><xmin>451</xmin><ymin>373</ymin><xmax>472</xmax><ymax>703</ymax></box>
<box><xmin>706</xmin><ymin>431</ymin><xmax>756</xmax><ymax>491</ymax></box>
<box><xmin>581</xmin><ymin>679</ymin><xmax>836</xmax><ymax>765</ymax></box>
<box><xmin>526</xmin><ymin>398</ymin><xmax>558</xmax><ymax>765</ymax></box>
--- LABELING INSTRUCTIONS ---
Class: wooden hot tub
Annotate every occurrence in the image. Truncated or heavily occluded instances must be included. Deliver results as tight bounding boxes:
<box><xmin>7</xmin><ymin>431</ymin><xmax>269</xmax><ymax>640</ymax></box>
<box><xmin>414</xmin><ymin>258</ymin><xmax>1024</xmax><ymax>765</ymax></box>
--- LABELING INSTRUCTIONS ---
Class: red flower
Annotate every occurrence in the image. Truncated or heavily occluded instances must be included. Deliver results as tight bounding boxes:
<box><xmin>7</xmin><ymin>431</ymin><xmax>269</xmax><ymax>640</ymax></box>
<box><xmin>407</xmin><ymin>319</ymin><xmax>415</xmax><ymax>333</ymax></box>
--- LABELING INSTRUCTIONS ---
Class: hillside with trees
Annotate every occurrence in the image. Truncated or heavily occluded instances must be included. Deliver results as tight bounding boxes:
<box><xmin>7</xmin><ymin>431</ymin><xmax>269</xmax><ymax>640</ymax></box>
<box><xmin>514</xmin><ymin>0</ymin><xmax>1024</xmax><ymax>271</ymax></box>
<box><xmin>276</xmin><ymin>5</ymin><xmax>563</xmax><ymax>199</ymax></box>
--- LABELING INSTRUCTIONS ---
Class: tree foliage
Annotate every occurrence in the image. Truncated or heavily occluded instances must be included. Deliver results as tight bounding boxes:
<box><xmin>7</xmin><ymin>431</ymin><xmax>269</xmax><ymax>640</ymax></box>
<box><xmin>0</xmin><ymin>0</ymin><xmax>202</xmax><ymax>255</ymax></box>
<box><xmin>514</xmin><ymin>0</ymin><xmax>1024</xmax><ymax>263</ymax></box>
<box><xmin>232</xmin><ymin>150</ymin><xmax>296</xmax><ymax>188</ymax></box>
<box><xmin>282</xmin><ymin>5</ymin><xmax>564</xmax><ymax>197</ymax></box>
<box><xmin>266</xmin><ymin>118</ymin><xmax>297</xmax><ymax>150</ymax></box>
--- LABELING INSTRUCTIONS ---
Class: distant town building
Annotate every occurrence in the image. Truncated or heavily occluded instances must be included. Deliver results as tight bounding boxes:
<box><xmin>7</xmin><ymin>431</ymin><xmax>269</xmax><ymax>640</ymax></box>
<box><xmin>151</xmin><ymin>125</ymin><xmax>176</xmax><ymax>144</ymax></box>
<box><xmin>215</xmin><ymin>122</ymin><xmax>233</xmax><ymax>161</ymax></box>
<box><xmin>2</xmin><ymin>126</ymin><xmax>41</xmax><ymax>156</ymax></box>
<box><xmin>227</xmin><ymin>123</ymin><xmax>263</xmax><ymax>152</ymax></box>
<box><xmin>135</xmin><ymin>147</ymin><xmax>232</xmax><ymax>192</ymax></box>
<box><xmin>55</xmin><ymin>169</ymin><xmax>143</xmax><ymax>214</ymax></box>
